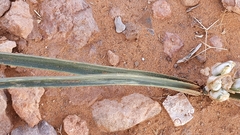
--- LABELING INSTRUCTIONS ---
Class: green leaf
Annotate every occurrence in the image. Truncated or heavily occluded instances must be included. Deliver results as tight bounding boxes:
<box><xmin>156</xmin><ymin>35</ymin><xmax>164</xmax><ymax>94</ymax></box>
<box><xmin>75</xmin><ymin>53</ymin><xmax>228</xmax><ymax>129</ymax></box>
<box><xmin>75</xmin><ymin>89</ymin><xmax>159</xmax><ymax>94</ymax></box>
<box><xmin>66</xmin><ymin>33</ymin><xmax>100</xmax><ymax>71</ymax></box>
<box><xmin>0</xmin><ymin>52</ymin><xmax>193</xmax><ymax>83</ymax></box>
<box><xmin>0</xmin><ymin>74</ymin><xmax>201</xmax><ymax>96</ymax></box>
<box><xmin>0</xmin><ymin>52</ymin><xmax>201</xmax><ymax>96</ymax></box>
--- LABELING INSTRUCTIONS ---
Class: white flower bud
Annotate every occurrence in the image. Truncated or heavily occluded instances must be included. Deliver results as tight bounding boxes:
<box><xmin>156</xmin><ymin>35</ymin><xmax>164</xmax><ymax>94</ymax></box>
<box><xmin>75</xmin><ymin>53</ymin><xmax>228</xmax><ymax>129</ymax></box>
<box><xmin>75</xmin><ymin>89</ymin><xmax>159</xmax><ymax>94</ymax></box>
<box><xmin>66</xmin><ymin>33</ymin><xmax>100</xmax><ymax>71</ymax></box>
<box><xmin>211</xmin><ymin>61</ymin><xmax>235</xmax><ymax>76</ymax></box>
<box><xmin>209</xmin><ymin>88</ymin><xmax>230</xmax><ymax>102</ymax></box>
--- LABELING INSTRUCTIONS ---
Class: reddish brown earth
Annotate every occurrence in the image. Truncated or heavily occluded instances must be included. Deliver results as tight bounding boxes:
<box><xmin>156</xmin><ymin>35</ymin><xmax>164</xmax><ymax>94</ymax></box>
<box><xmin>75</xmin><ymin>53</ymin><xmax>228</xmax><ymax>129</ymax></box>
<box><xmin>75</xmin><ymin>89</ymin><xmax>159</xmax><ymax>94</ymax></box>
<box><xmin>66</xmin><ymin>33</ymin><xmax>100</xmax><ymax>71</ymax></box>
<box><xmin>2</xmin><ymin>0</ymin><xmax>240</xmax><ymax>134</ymax></box>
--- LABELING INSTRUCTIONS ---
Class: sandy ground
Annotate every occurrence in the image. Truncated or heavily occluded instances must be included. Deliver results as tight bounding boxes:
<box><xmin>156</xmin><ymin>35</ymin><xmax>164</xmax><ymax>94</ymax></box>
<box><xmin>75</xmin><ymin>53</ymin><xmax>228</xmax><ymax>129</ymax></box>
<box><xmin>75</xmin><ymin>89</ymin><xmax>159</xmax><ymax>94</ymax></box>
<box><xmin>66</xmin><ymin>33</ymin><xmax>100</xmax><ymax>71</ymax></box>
<box><xmin>3</xmin><ymin>0</ymin><xmax>240</xmax><ymax>134</ymax></box>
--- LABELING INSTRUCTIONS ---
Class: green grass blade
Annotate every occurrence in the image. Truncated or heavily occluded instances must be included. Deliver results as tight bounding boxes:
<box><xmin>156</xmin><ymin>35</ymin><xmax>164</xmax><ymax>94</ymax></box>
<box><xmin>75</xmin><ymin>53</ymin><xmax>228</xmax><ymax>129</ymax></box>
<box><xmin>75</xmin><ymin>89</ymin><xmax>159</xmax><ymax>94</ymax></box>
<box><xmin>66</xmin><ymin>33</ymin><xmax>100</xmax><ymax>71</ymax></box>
<box><xmin>0</xmin><ymin>52</ymin><xmax>193</xmax><ymax>83</ymax></box>
<box><xmin>0</xmin><ymin>74</ymin><xmax>201</xmax><ymax>96</ymax></box>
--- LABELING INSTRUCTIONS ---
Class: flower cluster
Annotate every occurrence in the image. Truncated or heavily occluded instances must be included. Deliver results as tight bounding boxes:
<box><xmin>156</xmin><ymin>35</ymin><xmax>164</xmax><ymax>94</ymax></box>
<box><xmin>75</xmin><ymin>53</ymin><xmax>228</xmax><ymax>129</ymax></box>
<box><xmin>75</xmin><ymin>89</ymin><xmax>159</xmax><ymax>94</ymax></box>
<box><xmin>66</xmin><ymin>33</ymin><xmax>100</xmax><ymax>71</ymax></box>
<box><xmin>205</xmin><ymin>61</ymin><xmax>240</xmax><ymax>102</ymax></box>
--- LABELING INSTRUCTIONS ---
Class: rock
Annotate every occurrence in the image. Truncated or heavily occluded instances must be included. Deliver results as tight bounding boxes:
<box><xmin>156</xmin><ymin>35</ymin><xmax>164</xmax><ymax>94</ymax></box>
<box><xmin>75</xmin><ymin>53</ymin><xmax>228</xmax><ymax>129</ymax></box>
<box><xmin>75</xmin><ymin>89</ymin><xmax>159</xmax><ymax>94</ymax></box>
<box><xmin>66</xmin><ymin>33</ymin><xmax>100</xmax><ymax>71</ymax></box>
<box><xmin>8</xmin><ymin>87</ymin><xmax>45</xmax><ymax>127</ymax></box>
<box><xmin>107</xmin><ymin>50</ymin><xmax>120</xmax><ymax>66</ymax></box>
<box><xmin>123</xmin><ymin>23</ymin><xmax>139</xmax><ymax>40</ymax></box>
<box><xmin>162</xmin><ymin>93</ymin><xmax>194</xmax><ymax>126</ymax></box>
<box><xmin>200</xmin><ymin>67</ymin><xmax>210</xmax><ymax>76</ymax></box>
<box><xmin>114</xmin><ymin>16</ymin><xmax>126</xmax><ymax>33</ymax></box>
<box><xmin>222</xmin><ymin>0</ymin><xmax>240</xmax><ymax>14</ymax></box>
<box><xmin>63</xmin><ymin>115</ymin><xmax>89</xmax><ymax>135</ymax></box>
<box><xmin>11</xmin><ymin>120</ymin><xmax>57</xmax><ymax>135</ymax></box>
<box><xmin>92</xmin><ymin>93</ymin><xmax>161</xmax><ymax>132</ymax></box>
<box><xmin>0</xmin><ymin>90</ymin><xmax>13</xmax><ymax>135</ymax></box>
<box><xmin>0</xmin><ymin>36</ymin><xmax>17</xmax><ymax>52</ymax></box>
<box><xmin>0</xmin><ymin>0</ymin><xmax>33</xmax><ymax>39</ymax></box>
<box><xmin>0</xmin><ymin>0</ymin><xmax>10</xmax><ymax>17</ymax></box>
<box><xmin>209</xmin><ymin>36</ymin><xmax>223</xmax><ymax>52</ymax></box>
<box><xmin>152</xmin><ymin>0</ymin><xmax>171</xmax><ymax>19</ymax></box>
<box><xmin>163</xmin><ymin>32</ymin><xmax>184</xmax><ymax>58</ymax></box>
<box><xmin>181</xmin><ymin>0</ymin><xmax>200</xmax><ymax>6</ymax></box>
<box><xmin>40</xmin><ymin>0</ymin><xmax>98</xmax><ymax>49</ymax></box>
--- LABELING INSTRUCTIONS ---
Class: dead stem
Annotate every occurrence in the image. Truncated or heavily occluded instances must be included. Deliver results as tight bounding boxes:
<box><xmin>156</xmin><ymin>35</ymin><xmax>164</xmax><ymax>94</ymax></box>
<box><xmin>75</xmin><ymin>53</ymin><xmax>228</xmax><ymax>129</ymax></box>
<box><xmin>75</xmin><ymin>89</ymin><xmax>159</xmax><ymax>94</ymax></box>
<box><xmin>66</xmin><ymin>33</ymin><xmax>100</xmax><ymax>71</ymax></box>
<box><xmin>191</xmin><ymin>42</ymin><xmax>227</xmax><ymax>59</ymax></box>
<box><xmin>193</xmin><ymin>17</ymin><xmax>219</xmax><ymax>59</ymax></box>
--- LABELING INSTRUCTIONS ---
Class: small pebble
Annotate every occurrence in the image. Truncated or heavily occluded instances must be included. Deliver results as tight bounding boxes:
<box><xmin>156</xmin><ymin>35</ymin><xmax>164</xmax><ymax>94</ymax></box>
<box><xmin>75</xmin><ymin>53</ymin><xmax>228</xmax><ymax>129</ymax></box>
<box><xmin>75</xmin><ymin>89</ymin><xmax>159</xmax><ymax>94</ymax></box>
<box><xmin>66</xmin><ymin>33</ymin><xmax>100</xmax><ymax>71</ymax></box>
<box><xmin>163</xmin><ymin>93</ymin><xmax>194</xmax><ymax>127</ymax></box>
<box><xmin>114</xmin><ymin>16</ymin><xmax>126</xmax><ymax>33</ymax></box>
<box><xmin>152</xmin><ymin>0</ymin><xmax>171</xmax><ymax>19</ymax></box>
<box><xmin>134</xmin><ymin>61</ymin><xmax>139</xmax><ymax>67</ymax></box>
<box><xmin>63</xmin><ymin>115</ymin><xmax>89</xmax><ymax>135</ymax></box>
<box><xmin>107</xmin><ymin>50</ymin><xmax>120</xmax><ymax>66</ymax></box>
<box><xmin>209</xmin><ymin>36</ymin><xmax>223</xmax><ymax>52</ymax></box>
<box><xmin>181</xmin><ymin>0</ymin><xmax>200</xmax><ymax>6</ymax></box>
<box><xmin>200</xmin><ymin>67</ymin><xmax>210</xmax><ymax>76</ymax></box>
<box><xmin>163</xmin><ymin>32</ymin><xmax>184</xmax><ymax>58</ymax></box>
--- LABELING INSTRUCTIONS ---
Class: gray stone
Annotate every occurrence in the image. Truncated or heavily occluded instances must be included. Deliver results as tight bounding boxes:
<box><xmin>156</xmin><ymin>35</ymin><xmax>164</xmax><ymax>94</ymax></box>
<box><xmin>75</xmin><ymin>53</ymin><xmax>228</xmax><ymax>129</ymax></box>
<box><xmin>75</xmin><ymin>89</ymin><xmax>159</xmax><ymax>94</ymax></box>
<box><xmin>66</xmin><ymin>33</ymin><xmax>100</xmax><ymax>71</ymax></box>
<box><xmin>0</xmin><ymin>0</ymin><xmax>10</xmax><ymax>17</ymax></box>
<box><xmin>114</xmin><ymin>16</ymin><xmax>126</xmax><ymax>33</ymax></box>
<box><xmin>0</xmin><ymin>0</ymin><xmax>33</xmax><ymax>38</ymax></box>
<box><xmin>92</xmin><ymin>93</ymin><xmax>161</xmax><ymax>132</ymax></box>
<box><xmin>0</xmin><ymin>90</ymin><xmax>13</xmax><ymax>135</ymax></box>
<box><xmin>8</xmin><ymin>87</ymin><xmax>45</xmax><ymax>127</ymax></box>
<box><xmin>63</xmin><ymin>115</ymin><xmax>89</xmax><ymax>135</ymax></box>
<box><xmin>11</xmin><ymin>120</ymin><xmax>57</xmax><ymax>135</ymax></box>
<box><xmin>162</xmin><ymin>93</ymin><xmax>194</xmax><ymax>126</ymax></box>
<box><xmin>40</xmin><ymin>0</ymin><xmax>98</xmax><ymax>49</ymax></box>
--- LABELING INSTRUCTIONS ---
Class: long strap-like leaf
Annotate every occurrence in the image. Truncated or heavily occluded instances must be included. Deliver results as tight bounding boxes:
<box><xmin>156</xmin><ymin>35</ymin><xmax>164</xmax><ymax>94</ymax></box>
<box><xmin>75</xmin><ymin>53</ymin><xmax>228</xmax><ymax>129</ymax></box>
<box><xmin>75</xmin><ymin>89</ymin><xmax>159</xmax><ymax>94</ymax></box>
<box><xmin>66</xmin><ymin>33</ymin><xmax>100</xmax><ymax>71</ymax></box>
<box><xmin>0</xmin><ymin>74</ymin><xmax>201</xmax><ymax>96</ymax></box>
<box><xmin>0</xmin><ymin>52</ymin><xmax>194</xmax><ymax>83</ymax></box>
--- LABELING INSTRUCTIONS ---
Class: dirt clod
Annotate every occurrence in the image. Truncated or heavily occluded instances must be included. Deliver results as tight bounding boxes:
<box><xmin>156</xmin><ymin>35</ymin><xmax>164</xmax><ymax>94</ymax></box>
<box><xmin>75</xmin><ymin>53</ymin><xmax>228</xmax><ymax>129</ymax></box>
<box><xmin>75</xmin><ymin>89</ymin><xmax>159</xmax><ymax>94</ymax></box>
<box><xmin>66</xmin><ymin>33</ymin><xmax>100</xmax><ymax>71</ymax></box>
<box><xmin>63</xmin><ymin>115</ymin><xmax>89</xmax><ymax>135</ymax></box>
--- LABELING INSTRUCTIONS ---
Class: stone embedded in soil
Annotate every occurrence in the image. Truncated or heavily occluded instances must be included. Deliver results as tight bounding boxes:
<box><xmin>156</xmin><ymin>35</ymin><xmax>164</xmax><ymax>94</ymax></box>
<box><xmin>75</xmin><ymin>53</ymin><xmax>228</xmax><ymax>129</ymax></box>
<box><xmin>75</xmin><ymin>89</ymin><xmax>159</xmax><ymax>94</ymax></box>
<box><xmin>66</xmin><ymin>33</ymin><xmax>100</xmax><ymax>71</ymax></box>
<box><xmin>0</xmin><ymin>0</ymin><xmax>33</xmax><ymax>39</ymax></box>
<box><xmin>0</xmin><ymin>90</ymin><xmax>13</xmax><ymax>135</ymax></box>
<box><xmin>8</xmin><ymin>87</ymin><xmax>45</xmax><ymax>127</ymax></box>
<box><xmin>92</xmin><ymin>93</ymin><xmax>162</xmax><ymax>132</ymax></box>
<box><xmin>63</xmin><ymin>115</ymin><xmax>89</xmax><ymax>135</ymax></box>
<box><xmin>0</xmin><ymin>36</ymin><xmax>17</xmax><ymax>53</ymax></box>
<box><xmin>40</xmin><ymin>0</ymin><xmax>98</xmax><ymax>49</ymax></box>
<box><xmin>123</xmin><ymin>23</ymin><xmax>139</xmax><ymax>40</ymax></box>
<box><xmin>163</xmin><ymin>32</ymin><xmax>184</xmax><ymax>58</ymax></box>
<box><xmin>152</xmin><ymin>0</ymin><xmax>172</xmax><ymax>19</ymax></box>
<box><xmin>181</xmin><ymin>0</ymin><xmax>200</xmax><ymax>6</ymax></box>
<box><xmin>209</xmin><ymin>36</ymin><xmax>223</xmax><ymax>52</ymax></box>
<box><xmin>114</xmin><ymin>16</ymin><xmax>126</xmax><ymax>33</ymax></box>
<box><xmin>107</xmin><ymin>50</ymin><xmax>120</xmax><ymax>66</ymax></box>
<box><xmin>222</xmin><ymin>0</ymin><xmax>240</xmax><ymax>14</ymax></box>
<box><xmin>0</xmin><ymin>0</ymin><xmax>10</xmax><ymax>17</ymax></box>
<box><xmin>162</xmin><ymin>93</ymin><xmax>194</xmax><ymax>127</ymax></box>
<box><xmin>11</xmin><ymin>120</ymin><xmax>57</xmax><ymax>135</ymax></box>
<box><xmin>200</xmin><ymin>67</ymin><xmax>210</xmax><ymax>76</ymax></box>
